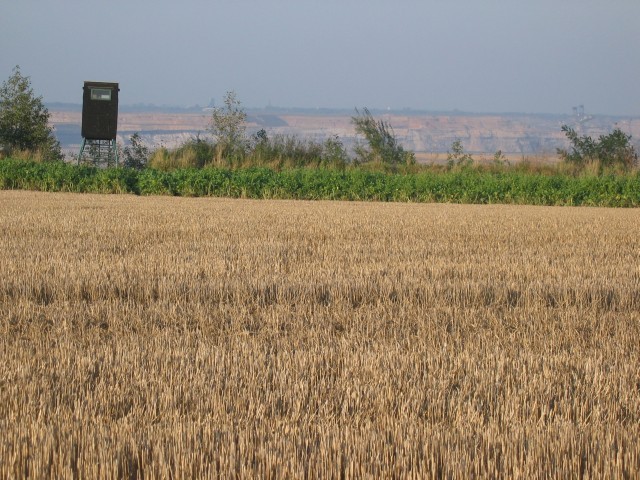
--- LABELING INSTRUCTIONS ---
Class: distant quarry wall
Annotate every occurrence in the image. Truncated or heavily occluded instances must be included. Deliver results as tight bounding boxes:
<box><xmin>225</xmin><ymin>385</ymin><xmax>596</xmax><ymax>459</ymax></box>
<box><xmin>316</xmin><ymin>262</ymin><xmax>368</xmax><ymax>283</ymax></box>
<box><xmin>50</xmin><ymin>110</ymin><xmax>640</xmax><ymax>162</ymax></box>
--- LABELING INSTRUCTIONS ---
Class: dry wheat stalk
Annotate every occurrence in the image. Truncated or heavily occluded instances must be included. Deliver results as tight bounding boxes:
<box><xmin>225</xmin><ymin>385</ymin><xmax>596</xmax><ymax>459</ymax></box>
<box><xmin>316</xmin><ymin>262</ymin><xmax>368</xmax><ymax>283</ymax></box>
<box><xmin>0</xmin><ymin>191</ymin><xmax>639</xmax><ymax>478</ymax></box>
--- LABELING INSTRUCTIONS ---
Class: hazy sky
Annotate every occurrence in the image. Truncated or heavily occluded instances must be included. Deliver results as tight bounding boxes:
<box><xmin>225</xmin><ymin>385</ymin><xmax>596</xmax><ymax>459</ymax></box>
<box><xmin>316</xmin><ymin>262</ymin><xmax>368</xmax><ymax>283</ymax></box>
<box><xmin>2</xmin><ymin>0</ymin><xmax>639</xmax><ymax>115</ymax></box>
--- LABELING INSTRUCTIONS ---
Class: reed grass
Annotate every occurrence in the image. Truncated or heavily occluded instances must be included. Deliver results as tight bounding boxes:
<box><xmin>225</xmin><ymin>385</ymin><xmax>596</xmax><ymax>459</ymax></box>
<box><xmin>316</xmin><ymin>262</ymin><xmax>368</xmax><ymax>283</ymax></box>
<box><xmin>1</xmin><ymin>191</ymin><xmax>639</xmax><ymax>478</ymax></box>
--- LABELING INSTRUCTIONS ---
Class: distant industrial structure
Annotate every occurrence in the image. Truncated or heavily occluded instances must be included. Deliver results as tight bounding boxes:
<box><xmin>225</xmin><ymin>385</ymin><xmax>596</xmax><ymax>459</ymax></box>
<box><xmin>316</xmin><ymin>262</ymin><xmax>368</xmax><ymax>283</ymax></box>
<box><xmin>572</xmin><ymin>105</ymin><xmax>594</xmax><ymax>127</ymax></box>
<box><xmin>78</xmin><ymin>81</ymin><xmax>120</xmax><ymax>166</ymax></box>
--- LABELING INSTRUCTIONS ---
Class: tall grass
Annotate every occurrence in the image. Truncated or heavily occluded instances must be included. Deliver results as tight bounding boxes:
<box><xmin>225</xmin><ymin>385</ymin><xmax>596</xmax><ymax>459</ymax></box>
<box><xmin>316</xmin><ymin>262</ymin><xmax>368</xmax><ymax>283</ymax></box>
<box><xmin>145</xmin><ymin>134</ymin><xmax>349</xmax><ymax>171</ymax></box>
<box><xmin>1</xmin><ymin>191</ymin><xmax>639</xmax><ymax>477</ymax></box>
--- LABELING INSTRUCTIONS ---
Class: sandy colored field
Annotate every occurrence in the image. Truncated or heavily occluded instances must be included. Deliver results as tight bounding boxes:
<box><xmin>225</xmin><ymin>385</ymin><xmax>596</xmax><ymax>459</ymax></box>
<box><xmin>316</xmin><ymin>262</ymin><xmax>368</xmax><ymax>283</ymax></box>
<box><xmin>1</xmin><ymin>191</ymin><xmax>639</xmax><ymax>478</ymax></box>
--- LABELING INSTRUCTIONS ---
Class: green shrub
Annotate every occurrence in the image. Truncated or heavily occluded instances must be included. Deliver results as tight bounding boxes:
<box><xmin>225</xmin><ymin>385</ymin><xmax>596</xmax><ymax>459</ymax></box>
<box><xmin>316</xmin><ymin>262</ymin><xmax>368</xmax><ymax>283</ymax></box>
<box><xmin>557</xmin><ymin>125</ymin><xmax>638</xmax><ymax>174</ymax></box>
<box><xmin>3</xmin><ymin>158</ymin><xmax>640</xmax><ymax>207</ymax></box>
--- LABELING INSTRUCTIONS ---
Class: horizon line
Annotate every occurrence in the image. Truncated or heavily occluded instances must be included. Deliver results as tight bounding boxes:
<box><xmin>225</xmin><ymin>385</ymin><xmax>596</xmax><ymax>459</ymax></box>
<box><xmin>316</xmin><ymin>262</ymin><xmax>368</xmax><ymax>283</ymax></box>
<box><xmin>44</xmin><ymin>102</ymin><xmax>640</xmax><ymax>119</ymax></box>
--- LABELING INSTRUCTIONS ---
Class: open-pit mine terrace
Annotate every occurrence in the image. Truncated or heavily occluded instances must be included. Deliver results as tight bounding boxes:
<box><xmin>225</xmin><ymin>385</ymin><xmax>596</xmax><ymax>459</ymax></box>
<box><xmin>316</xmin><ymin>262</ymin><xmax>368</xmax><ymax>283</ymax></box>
<box><xmin>50</xmin><ymin>107</ymin><xmax>640</xmax><ymax>163</ymax></box>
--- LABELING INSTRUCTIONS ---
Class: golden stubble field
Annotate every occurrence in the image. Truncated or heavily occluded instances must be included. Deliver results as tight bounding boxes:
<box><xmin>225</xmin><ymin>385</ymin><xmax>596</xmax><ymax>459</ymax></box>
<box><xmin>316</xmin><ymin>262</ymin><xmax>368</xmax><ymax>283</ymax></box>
<box><xmin>1</xmin><ymin>190</ymin><xmax>639</xmax><ymax>478</ymax></box>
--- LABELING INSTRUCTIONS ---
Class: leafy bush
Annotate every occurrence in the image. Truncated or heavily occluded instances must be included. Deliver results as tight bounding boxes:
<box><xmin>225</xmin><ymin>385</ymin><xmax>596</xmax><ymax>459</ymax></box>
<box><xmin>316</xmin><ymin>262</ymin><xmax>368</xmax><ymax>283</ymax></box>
<box><xmin>557</xmin><ymin>125</ymin><xmax>638</xmax><ymax>174</ymax></box>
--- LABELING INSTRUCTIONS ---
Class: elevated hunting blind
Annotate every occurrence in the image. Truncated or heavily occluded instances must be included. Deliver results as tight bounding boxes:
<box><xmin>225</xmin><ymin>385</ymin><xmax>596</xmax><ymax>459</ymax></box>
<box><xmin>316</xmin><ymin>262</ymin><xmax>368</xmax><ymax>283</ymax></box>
<box><xmin>78</xmin><ymin>81</ymin><xmax>120</xmax><ymax>166</ymax></box>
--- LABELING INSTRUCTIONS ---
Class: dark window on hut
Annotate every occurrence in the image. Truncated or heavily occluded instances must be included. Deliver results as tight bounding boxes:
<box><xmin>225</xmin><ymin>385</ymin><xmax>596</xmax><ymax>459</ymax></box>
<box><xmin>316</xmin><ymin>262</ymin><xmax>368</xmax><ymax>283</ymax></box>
<box><xmin>90</xmin><ymin>88</ymin><xmax>112</xmax><ymax>101</ymax></box>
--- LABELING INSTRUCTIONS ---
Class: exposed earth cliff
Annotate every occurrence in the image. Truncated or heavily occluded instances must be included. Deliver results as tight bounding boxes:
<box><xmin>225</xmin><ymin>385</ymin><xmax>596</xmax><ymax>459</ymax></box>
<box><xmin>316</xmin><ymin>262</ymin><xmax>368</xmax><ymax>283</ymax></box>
<box><xmin>50</xmin><ymin>107</ymin><xmax>640</xmax><ymax>163</ymax></box>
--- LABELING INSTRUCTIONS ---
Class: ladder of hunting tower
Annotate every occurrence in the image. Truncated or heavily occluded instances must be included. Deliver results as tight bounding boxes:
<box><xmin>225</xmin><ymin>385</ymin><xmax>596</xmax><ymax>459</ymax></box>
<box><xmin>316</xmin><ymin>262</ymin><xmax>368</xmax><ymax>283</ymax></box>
<box><xmin>78</xmin><ymin>138</ymin><xmax>119</xmax><ymax>167</ymax></box>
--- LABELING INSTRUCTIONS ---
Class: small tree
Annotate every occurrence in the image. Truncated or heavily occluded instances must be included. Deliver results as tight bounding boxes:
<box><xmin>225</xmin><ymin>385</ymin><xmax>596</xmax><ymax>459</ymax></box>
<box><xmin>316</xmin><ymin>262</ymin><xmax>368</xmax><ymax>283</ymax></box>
<box><xmin>352</xmin><ymin>107</ymin><xmax>414</xmax><ymax>169</ymax></box>
<box><xmin>122</xmin><ymin>132</ymin><xmax>149</xmax><ymax>169</ymax></box>
<box><xmin>208</xmin><ymin>91</ymin><xmax>247</xmax><ymax>164</ymax></box>
<box><xmin>557</xmin><ymin>124</ymin><xmax>637</xmax><ymax>174</ymax></box>
<box><xmin>0</xmin><ymin>65</ymin><xmax>62</xmax><ymax>161</ymax></box>
<box><xmin>492</xmin><ymin>150</ymin><xmax>510</xmax><ymax>167</ymax></box>
<box><xmin>322</xmin><ymin>134</ymin><xmax>349</xmax><ymax>168</ymax></box>
<box><xmin>447</xmin><ymin>139</ymin><xmax>474</xmax><ymax>170</ymax></box>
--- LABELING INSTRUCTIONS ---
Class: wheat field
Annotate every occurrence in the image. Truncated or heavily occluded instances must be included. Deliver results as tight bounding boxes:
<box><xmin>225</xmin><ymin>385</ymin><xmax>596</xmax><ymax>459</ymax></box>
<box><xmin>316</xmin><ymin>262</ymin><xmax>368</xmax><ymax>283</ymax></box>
<box><xmin>1</xmin><ymin>190</ymin><xmax>639</xmax><ymax>478</ymax></box>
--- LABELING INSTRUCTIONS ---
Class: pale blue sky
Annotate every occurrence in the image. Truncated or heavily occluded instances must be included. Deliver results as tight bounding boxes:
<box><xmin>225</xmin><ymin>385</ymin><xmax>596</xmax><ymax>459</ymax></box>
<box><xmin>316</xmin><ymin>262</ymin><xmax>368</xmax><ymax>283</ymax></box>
<box><xmin>1</xmin><ymin>0</ymin><xmax>639</xmax><ymax>115</ymax></box>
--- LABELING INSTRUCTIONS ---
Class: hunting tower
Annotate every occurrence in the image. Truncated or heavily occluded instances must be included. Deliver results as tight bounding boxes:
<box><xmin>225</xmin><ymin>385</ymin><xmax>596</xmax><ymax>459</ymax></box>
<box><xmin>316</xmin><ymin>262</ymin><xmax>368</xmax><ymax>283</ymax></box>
<box><xmin>78</xmin><ymin>81</ymin><xmax>120</xmax><ymax>166</ymax></box>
